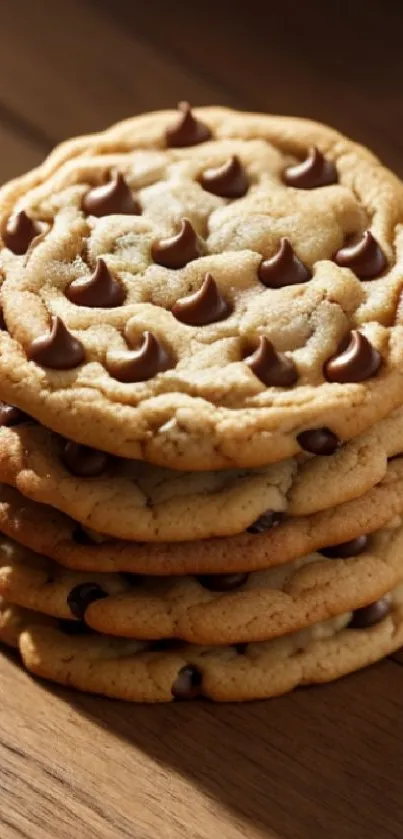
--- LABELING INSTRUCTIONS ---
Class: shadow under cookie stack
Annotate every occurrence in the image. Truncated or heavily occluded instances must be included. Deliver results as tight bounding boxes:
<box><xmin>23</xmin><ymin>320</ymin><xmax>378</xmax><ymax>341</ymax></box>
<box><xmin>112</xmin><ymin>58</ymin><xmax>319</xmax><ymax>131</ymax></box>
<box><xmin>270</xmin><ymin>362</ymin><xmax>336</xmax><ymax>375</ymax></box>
<box><xmin>0</xmin><ymin>103</ymin><xmax>403</xmax><ymax>702</ymax></box>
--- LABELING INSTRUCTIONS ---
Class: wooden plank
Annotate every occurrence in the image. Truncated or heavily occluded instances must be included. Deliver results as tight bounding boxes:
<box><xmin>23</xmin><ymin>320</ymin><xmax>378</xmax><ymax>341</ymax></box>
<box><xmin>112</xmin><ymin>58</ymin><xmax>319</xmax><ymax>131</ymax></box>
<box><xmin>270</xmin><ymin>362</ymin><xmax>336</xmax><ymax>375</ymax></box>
<box><xmin>0</xmin><ymin>121</ymin><xmax>46</xmax><ymax>184</ymax></box>
<box><xmin>100</xmin><ymin>0</ymin><xmax>403</xmax><ymax>175</ymax></box>
<box><xmin>0</xmin><ymin>0</ymin><xmax>232</xmax><ymax>145</ymax></box>
<box><xmin>389</xmin><ymin>648</ymin><xmax>403</xmax><ymax>666</ymax></box>
<box><xmin>1</xmin><ymin>649</ymin><xmax>403</xmax><ymax>839</ymax></box>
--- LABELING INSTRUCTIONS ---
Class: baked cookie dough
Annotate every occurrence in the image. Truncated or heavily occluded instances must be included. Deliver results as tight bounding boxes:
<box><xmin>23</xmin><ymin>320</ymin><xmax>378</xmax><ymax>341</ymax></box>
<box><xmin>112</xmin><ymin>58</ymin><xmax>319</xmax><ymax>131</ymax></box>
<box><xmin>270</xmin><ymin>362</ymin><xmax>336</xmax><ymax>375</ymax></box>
<box><xmin>0</xmin><ymin>106</ymin><xmax>403</xmax><ymax>469</ymax></box>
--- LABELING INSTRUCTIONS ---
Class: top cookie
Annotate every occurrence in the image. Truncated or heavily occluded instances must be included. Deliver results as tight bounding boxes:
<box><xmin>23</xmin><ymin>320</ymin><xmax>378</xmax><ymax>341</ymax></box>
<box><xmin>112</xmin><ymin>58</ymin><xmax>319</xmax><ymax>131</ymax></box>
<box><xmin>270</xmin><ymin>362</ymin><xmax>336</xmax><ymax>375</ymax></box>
<box><xmin>0</xmin><ymin>104</ymin><xmax>403</xmax><ymax>469</ymax></box>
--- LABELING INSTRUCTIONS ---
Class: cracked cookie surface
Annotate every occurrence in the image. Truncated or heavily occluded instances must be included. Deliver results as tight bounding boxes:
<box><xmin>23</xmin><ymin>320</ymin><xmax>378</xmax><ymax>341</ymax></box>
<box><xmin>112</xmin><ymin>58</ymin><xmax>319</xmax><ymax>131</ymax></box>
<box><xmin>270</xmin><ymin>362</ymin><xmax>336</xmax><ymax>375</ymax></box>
<box><xmin>0</xmin><ymin>107</ymin><xmax>403</xmax><ymax>469</ymax></box>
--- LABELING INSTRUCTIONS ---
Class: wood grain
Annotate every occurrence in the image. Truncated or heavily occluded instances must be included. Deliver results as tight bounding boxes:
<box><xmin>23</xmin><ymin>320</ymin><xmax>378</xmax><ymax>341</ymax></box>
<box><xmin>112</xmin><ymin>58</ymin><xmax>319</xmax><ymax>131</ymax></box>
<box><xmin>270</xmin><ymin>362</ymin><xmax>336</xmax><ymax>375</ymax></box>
<box><xmin>0</xmin><ymin>1</ymin><xmax>403</xmax><ymax>837</ymax></box>
<box><xmin>1</xmin><ymin>648</ymin><xmax>403</xmax><ymax>839</ymax></box>
<box><xmin>0</xmin><ymin>0</ymin><xmax>229</xmax><ymax>144</ymax></box>
<box><xmin>0</xmin><ymin>122</ymin><xmax>45</xmax><ymax>184</ymax></box>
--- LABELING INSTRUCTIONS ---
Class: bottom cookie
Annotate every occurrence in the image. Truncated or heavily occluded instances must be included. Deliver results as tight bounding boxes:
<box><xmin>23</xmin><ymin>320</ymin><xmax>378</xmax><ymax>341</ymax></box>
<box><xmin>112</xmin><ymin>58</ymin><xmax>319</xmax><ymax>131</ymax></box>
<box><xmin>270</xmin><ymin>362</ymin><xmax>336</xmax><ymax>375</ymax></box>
<box><xmin>1</xmin><ymin>586</ymin><xmax>402</xmax><ymax>703</ymax></box>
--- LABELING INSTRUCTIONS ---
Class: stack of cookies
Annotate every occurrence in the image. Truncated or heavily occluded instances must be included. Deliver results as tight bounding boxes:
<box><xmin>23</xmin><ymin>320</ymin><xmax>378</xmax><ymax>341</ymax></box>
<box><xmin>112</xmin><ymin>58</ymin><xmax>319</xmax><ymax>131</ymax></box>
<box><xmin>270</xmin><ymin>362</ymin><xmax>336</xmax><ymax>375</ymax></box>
<box><xmin>0</xmin><ymin>104</ymin><xmax>403</xmax><ymax>702</ymax></box>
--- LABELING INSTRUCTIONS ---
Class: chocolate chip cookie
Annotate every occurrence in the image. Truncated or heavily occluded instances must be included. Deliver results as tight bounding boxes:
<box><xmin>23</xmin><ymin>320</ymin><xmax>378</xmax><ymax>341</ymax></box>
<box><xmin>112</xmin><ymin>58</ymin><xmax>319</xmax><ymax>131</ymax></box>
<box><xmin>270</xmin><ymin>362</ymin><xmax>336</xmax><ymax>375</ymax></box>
<box><xmin>0</xmin><ymin>106</ymin><xmax>403</xmax><ymax>469</ymax></box>
<box><xmin>1</xmin><ymin>522</ymin><xmax>402</xmax><ymax>644</ymax></box>
<box><xmin>1</xmin><ymin>586</ymin><xmax>401</xmax><ymax>702</ymax></box>
<box><xmin>1</xmin><ymin>455</ymin><xmax>403</xmax><ymax>576</ymax></box>
<box><xmin>0</xmin><ymin>405</ymin><xmax>402</xmax><ymax>540</ymax></box>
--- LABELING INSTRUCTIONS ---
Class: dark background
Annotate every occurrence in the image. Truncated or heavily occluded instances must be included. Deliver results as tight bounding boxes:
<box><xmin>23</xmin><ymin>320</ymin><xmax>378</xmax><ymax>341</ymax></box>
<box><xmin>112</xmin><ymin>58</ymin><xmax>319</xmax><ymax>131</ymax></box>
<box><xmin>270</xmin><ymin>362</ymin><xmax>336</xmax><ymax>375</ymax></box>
<box><xmin>1</xmin><ymin>0</ymin><xmax>402</xmax><ymax>183</ymax></box>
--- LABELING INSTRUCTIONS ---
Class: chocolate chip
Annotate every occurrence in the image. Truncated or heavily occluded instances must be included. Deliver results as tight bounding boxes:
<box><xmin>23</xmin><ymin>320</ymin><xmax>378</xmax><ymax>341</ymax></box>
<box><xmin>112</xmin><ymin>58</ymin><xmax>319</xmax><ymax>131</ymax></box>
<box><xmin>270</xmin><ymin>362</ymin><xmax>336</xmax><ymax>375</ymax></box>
<box><xmin>199</xmin><ymin>155</ymin><xmax>248</xmax><ymax>199</ymax></box>
<box><xmin>67</xmin><ymin>582</ymin><xmax>108</xmax><ymax>621</ymax></box>
<box><xmin>61</xmin><ymin>440</ymin><xmax>110</xmax><ymax>477</ymax></box>
<box><xmin>172</xmin><ymin>273</ymin><xmax>231</xmax><ymax>326</ymax></box>
<box><xmin>334</xmin><ymin>231</ymin><xmax>386</xmax><ymax>280</ymax></box>
<box><xmin>319</xmin><ymin>534</ymin><xmax>369</xmax><ymax>558</ymax></box>
<box><xmin>0</xmin><ymin>306</ymin><xmax>6</xmax><ymax>331</ymax></box>
<box><xmin>283</xmin><ymin>147</ymin><xmax>337</xmax><ymax>189</ymax></box>
<box><xmin>247</xmin><ymin>510</ymin><xmax>284</xmax><ymax>533</ymax></box>
<box><xmin>297</xmin><ymin>427</ymin><xmax>340</xmax><ymax>455</ymax></box>
<box><xmin>245</xmin><ymin>336</ymin><xmax>298</xmax><ymax>387</ymax></box>
<box><xmin>171</xmin><ymin>665</ymin><xmax>202</xmax><ymax>700</ymax></box>
<box><xmin>324</xmin><ymin>330</ymin><xmax>381</xmax><ymax>383</ymax></box>
<box><xmin>0</xmin><ymin>401</ymin><xmax>28</xmax><ymax>426</ymax></box>
<box><xmin>349</xmin><ymin>594</ymin><xmax>391</xmax><ymax>629</ymax></box>
<box><xmin>66</xmin><ymin>257</ymin><xmax>126</xmax><ymax>308</ymax></box>
<box><xmin>197</xmin><ymin>572</ymin><xmax>249</xmax><ymax>592</ymax></box>
<box><xmin>165</xmin><ymin>101</ymin><xmax>211</xmax><ymax>148</ymax></box>
<box><xmin>81</xmin><ymin>173</ymin><xmax>141</xmax><ymax>217</ymax></box>
<box><xmin>2</xmin><ymin>210</ymin><xmax>43</xmax><ymax>255</ymax></box>
<box><xmin>58</xmin><ymin>618</ymin><xmax>94</xmax><ymax>636</ymax></box>
<box><xmin>106</xmin><ymin>330</ymin><xmax>173</xmax><ymax>383</ymax></box>
<box><xmin>27</xmin><ymin>316</ymin><xmax>85</xmax><ymax>370</ymax></box>
<box><xmin>258</xmin><ymin>238</ymin><xmax>311</xmax><ymax>288</ymax></box>
<box><xmin>151</xmin><ymin>218</ymin><xmax>201</xmax><ymax>269</ymax></box>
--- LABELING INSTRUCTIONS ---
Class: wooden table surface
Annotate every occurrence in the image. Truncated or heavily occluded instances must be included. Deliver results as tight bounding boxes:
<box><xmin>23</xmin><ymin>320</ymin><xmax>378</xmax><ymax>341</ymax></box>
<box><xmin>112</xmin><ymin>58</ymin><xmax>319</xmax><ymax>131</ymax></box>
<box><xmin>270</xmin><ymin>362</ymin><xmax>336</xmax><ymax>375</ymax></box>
<box><xmin>1</xmin><ymin>2</ymin><xmax>403</xmax><ymax>837</ymax></box>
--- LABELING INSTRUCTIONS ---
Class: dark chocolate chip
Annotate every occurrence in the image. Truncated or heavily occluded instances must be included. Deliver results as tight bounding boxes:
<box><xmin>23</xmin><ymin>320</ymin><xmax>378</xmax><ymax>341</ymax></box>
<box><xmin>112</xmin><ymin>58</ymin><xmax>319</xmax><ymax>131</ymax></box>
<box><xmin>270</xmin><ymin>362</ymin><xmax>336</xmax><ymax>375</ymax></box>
<box><xmin>27</xmin><ymin>316</ymin><xmax>85</xmax><ymax>370</ymax></box>
<box><xmin>297</xmin><ymin>427</ymin><xmax>340</xmax><ymax>455</ymax></box>
<box><xmin>199</xmin><ymin>155</ymin><xmax>248</xmax><ymax>198</ymax></box>
<box><xmin>81</xmin><ymin>173</ymin><xmax>141</xmax><ymax>217</ymax></box>
<box><xmin>171</xmin><ymin>665</ymin><xmax>203</xmax><ymax>700</ymax></box>
<box><xmin>324</xmin><ymin>330</ymin><xmax>381</xmax><ymax>383</ymax></box>
<box><xmin>0</xmin><ymin>306</ymin><xmax>6</xmax><ymax>330</ymax></box>
<box><xmin>334</xmin><ymin>231</ymin><xmax>386</xmax><ymax>280</ymax></box>
<box><xmin>165</xmin><ymin>101</ymin><xmax>211</xmax><ymax>148</ymax></box>
<box><xmin>258</xmin><ymin>238</ymin><xmax>311</xmax><ymax>288</ymax></box>
<box><xmin>61</xmin><ymin>440</ymin><xmax>110</xmax><ymax>478</ymax></box>
<box><xmin>247</xmin><ymin>510</ymin><xmax>284</xmax><ymax>534</ymax></box>
<box><xmin>0</xmin><ymin>401</ymin><xmax>28</xmax><ymax>426</ymax></box>
<box><xmin>349</xmin><ymin>594</ymin><xmax>392</xmax><ymax>629</ymax></box>
<box><xmin>67</xmin><ymin>582</ymin><xmax>108</xmax><ymax>621</ymax></box>
<box><xmin>58</xmin><ymin>618</ymin><xmax>94</xmax><ymax>636</ymax></box>
<box><xmin>151</xmin><ymin>218</ymin><xmax>201</xmax><ymax>269</ymax></box>
<box><xmin>319</xmin><ymin>534</ymin><xmax>369</xmax><ymax>558</ymax></box>
<box><xmin>283</xmin><ymin>147</ymin><xmax>337</xmax><ymax>189</ymax></box>
<box><xmin>245</xmin><ymin>336</ymin><xmax>298</xmax><ymax>387</ymax></box>
<box><xmin>106</xmin><ymin>330</ymin><xmax>173</xmax><ymax>383</ymax></box>
<box><xmin>66</xmin><ymin>257</ymin><xmax>126</xmax><ymax>308</ymax></box>
<box><xmin>2</xmin><ymin>210</ymin><xmax>43</xmax><ymax>255</ymax></box>
<box><xmin>197</xmin><ymin>572</ymin><xmax>249</xmax><ymax>592</ymax></box>
<box><xmin>172</xmin><ymin>273</ymin><xmax>231</xmax><ymax>326</ymax></box>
